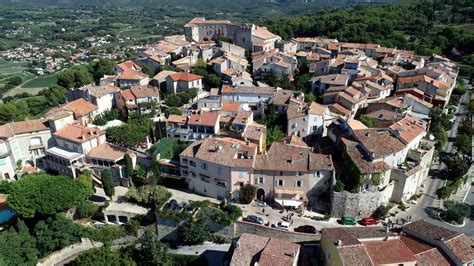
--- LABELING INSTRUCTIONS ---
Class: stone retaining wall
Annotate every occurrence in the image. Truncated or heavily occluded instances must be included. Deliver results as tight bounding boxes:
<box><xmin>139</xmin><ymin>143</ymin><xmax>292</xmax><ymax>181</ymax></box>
<box><xmin>37</xmin><ymin>238</ymin><xmax>103</xmax><ymax>266</ymax></box>
<box><xmin>331</xmin><ymin>182</ymin><xmax>394</xmax><ymax>218</ymax></box>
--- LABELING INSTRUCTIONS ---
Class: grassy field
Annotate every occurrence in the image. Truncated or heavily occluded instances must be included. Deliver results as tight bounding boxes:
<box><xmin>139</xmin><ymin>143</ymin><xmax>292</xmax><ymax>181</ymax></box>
<box><xmin>21</xmin><ymin>74</ymin><xmax>57</xmax><ymax>88</ymax></box>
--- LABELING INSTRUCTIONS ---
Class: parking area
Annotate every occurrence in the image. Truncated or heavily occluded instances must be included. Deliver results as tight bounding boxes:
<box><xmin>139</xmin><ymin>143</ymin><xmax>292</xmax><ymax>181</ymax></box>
<box><xmin>236</xmin><ymin>201</ymin><xmax>382</xmax><ymax>233</ymax></box>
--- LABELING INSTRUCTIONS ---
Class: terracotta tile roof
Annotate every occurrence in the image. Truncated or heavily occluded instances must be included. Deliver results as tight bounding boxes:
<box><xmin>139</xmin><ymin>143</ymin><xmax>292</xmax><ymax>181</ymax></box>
<box><xmin>403</xmin><ymin>93</ymin><xmax>434</xmax><ymax>108</ymax></box>
<box><xmin>258</xmin><ymin>237</ymin><xmax>300</xmax><ymax>266</ymax></box>
<box><xmin>270</xmin><ymin>90</ymin><xmax>293</xmax><ymax>106</ymax></box>
<box><xmin>415</xmin><ymin>248</ymin><xmax>451</xmax><ymax>266</ymax></box>
<box><xmin>389</xmin><ymin>115</ymin><xmax>427</xmax><ymax>144</ymax></box>
<box><xmin>242</xmin><ymin>123</ymin><xmax>266</xmax><ymax>142</ymax></box>
<box><xmin>153</xmin><ymin>70</ymin><xmax>177</xmax><ymax>81</ymax></box>
<box><xmin>341</xmin><ymin>138</ymin><xmax>391</xmax><ymax>174</ymax></box>
<box><xmin>221</xmin><ymin>102</ymin><xmax>241</xmax><ymax>113</ymax></box>
<box><xmin>169</xmin><ymin>72</ymin><xmax>203</xmax><ymax>82</ymax></box>
<box><xmin>252</xmin><ymin>26</ymin><xmax>278</xmax><ymax>40</ymax></box>
<box><xmin>120</xmin><ymin>89</ymin><xmax>136</xmax><ymax>101</ymax></box>
<box><xmin>400</xmin><ymin>234</ymin><xmax>434</xmax><ymax>254</ymax></box>
<box><xmin>338</xmin><ymin>245</ymin><xmax>373</xmax><ymax>265</ymax></box>
<box><xmin>443</xmin><ymin>234</ymin><xmax>474</xmax><ymax>264</ymax></box>
<box><xmin>188</xmin><ymin>111</ymin><xmax>219</xmax><ymax>127</ymax></box>
<box><xmin>255</xmin><ymin>142</ymin><xmax>333</xmax><ymax>172</ymax></box>
<box><xmin>54</xmin><ymin>123</ymin><xmax>104</xmax><ymax>144</ymax></box>
<box><xmin>221</xmin><ymin>85</ymin><xmax>276</xmax><ymax>95</ymax></box>
<box><xmin>232</xmin><ymin>111</ymin><xmax>252</xmax><ymax>125</ymax></box>
<box><xmin>403</xmin><ymin>220</ymin><xmax>461</xmax><ymax>241</ymax></box>
<box><xmin>362</xmin><ymin>239</ymin><xmax>417</xmax><ymax>265</ymax></box>
<box><xmin>347</xmin><ymin>119</ymin><xmax>368</xmax><ymax>130</ymax></box>
<box><xmin>63</xmin><ymin>98</ymin><xmax>98</xmax><ymax>117</ymax></box>
<box><xmin>180</xmin><ymin>137</ymin><xmax>257</xmax><ymax>168</ymax></box>
<box><xmin>117</xmin><ymin>60</ymin><xmax>140</xmax><ymax>71</ymax></box>
<box><xmin>311</xmin><ymin>74</ymin><xmax>349</xmax><ymax>86</ymax></box>
<box><xmin>87</xmin><ymin>143</ymin><xmax>126</xmax><ymax>162</ymax></box>
<box><xmin>353</xmin><ymin>129</ymin><xmax>406</xmax><ymax>159</ymax></box>
<box><xmin>327</xmin><ymin>103</ymin><xmax>351</xmax><ymax>117</ymax></box>
<box><xmin>167</xmin><ymin>114</ymin><xmax>187</xmax><ymax>124</ymax></box>
<box><xmin>279</xmin><ymin>135</ymin><xmax>308</xmax><ymax>148</ymax></box>
<box><xmin>0</xmin><ymin>119</ymin><xmax>49</xmax><ymax>138</ymax></box>
<box><xmin>154</xmin><ymin>41</ymin><xmax>179</xmax><ymax>53</ymax></box>
<box><xmin>44</xmin><ymin>109</ymin><xmax>74</xmax><ymax>121</ymax></box>
<box><xmin>230</xmin><ymin>233</ymin><xmax>269</xmax><ymax>266</ymax></box>
<box><xmin>185</xmin><ymin>17</ymin><xmax>233</xmax><ymax>27</ymax></box>
<box><xmin>287</xmin><ymin>100</ymin><xmax>327</xmax><ymax>120</ymax></box>
<box><xmin>118</xmin><ymin>69</ymin><xmax>148</xmax><ymax>80</ymax></box>
<box><xmin>78</xmin><ymin>83</ymin><xmax>119</xmax><ymax>98</ymax></box>
<box><xmin>366</xmin><ymin>109</ymin><xmax>403</xmax><ymax>122</ymax></box>
<box><xmin>130</xmin><ymin>85</ymin><xmax>160</xmax><ymax>99</ymax></box>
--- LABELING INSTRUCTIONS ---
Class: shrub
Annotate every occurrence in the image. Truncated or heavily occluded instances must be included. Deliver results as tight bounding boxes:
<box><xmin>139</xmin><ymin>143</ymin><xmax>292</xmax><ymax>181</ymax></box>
<box><xmin>442</xmin><ymin>200</ymin><xmax>470</xmax><ymax>224</ymax></box>
<box><xmin>239</xmin><ymin>184</ymin><xmax>256</xmax><ymax>204</ymax></box>
<box><xmin>211</xmin><ymin>204</ymin><xmax>242</xmax><ymax>226</ymax></box>
<box><xmin>334</xmin><ymin>180</ymin><xmax>345</xmax><ymax>192</ymax></box>
<box><xmin>373</xmin><ymin>204</ymin><xmax>391</xmax><ymax>219</ymax></box>
<box><xmin>125</xmin><ymin>185</ymin><xmax>172</xmax><ymax>210</ymax></box>
<box><xmin>399</xmin><ymin>202</ymin><xmax>407</xmax><ymax>211</ymax></box>
<box><xmin>178</xmin><ymin>220</ymin><xmax>212</xmax><ymax>245</ymax></box>
<box><xmin>76</xmin><ymin>200</ymin><xmax>99</xmax><ymax>219</ymax></box>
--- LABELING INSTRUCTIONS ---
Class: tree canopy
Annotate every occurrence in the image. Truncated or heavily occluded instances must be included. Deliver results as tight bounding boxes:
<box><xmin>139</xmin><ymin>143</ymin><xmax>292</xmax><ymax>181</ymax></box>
<box><xmin>7</xmin><ymin>173</ymin><xmax>93</xmax><ymax>217</ymax></box>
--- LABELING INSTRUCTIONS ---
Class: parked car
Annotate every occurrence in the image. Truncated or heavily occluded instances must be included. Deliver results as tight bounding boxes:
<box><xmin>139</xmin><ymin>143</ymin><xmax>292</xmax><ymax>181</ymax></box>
<box><xmin>164</xmin><ymin>199</ymin><xmax>178</xmax><ymax>211</ymax></box>
<box><xmin>185</xmin><ymin>205</ymin><xmax>196</xmax><ymax>215</ymax></box>
<box><xmin>245</xmin><ymin>215</ymin><xmax>264</xmax><ymax>225</ymax></box>
<box><xmin>341</xmin><ymin>216</ymin><xmax>357</xmax><ymax>225</ymax></box>
<box><xmin>361</xmin><ymin>216</ymin><xmax>380</xmax><ymax>226</ymax></box>
<box><xmin>294</xmin><ymin>225</ymin><xmax>317</xmax><ymax>234</ymax></box>
<box><xmin>274</xmin><ymin>221</ymin><xmax>290</xmax><ymax>230</ymax></box>
<box><xmin>175</xmin><ymin>201</ymin><xmax>187</xmax><ymax>213</ymax></box>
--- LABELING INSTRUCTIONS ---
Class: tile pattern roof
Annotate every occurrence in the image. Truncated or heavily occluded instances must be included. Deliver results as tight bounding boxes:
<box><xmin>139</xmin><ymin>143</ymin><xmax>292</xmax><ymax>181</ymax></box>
<box><xmin>78</xmin><ymin>83</ymin><xmax>119</xmax><ymax>98</ymax></box>
<box><xmin>443</xmin><ymin>234</ymin><xmax>474</xmax><ymax>264</ymax></box>
<box><xmin>62</xmin><ymin>98</ymin><xmax>98</xmax><ymax>117</ymax></box>
<box><xmin>353</xmin><ymin>129</ymin><xmax>406</xmax><ymax>159</ymax></box>
<box><xmin>338</xmin><ymin>245</ymin><xmax>373</xmax><ymax>265</ymax></box>
<box><xmin>389</xmin><ymin>115</ymin><xmax>427</xmax><ymax>144</ymax></box>
<box><xmin>129</xmin><ymin>85</ymin><xmax>160</xmax><ymax>99</ymax></box>
<box><xmin>341</xmin><ymin>138</ymin><xmax>391</xmax><ymax>174</ymax></box>
<box><xmin>54</xmin><ymin>123</ymin><xmax>104</xmax><ymax>144</ymax></box>
<box><xmin>118</xmin><ymin>69</ymin><xmax>148</xmax><ymax>80</ymax></box>
<box><xmin>87</xmin><ymin>143</ymin><xmax>127</xmax><ymax>162</ymax></box>
<box><xmin>242</xmin><ymin>123</ymin><xmax>266</xmax><ymax>142</ymax></box>
<box><xmin>188</xmin><ymin>111</ymin><xmax>219</xmax><ymax>127</ymax></box>
<box><xmin>362</xmin><ymin>239</ymin><xmax>417</xmax><ymax>265</ymax></box>
<box><xmin>258</xmin><ymin>237</ymin><xmax>300</xmax><ymax>266</ymax></box>
<box><xmin>255</xmin><ymin>142</ymin><xmax>333</xmax><ymax>172</ymax></box>
<box><xmin>402</xmin><ymin>220</ymin><xmax>461</xmax><ymax>241</ymax></box>
<box><xmin>169</xmin><ymin>72</ymin><xmax>203</xmax><ymax>82</ymax></box>
<box><xmin>167</xmin><ymin>114</ymin><xmax>187</xmax><ymax>124</ymax></box>
<box><xmin>279</xmin><ymin>135</ymin><xmax>309</xmax><ymax>148</ymax></box>
<box><xmin>0</xmin><ymin>119</ymin><xmax>49</xmax><ymax>139</ymax></box>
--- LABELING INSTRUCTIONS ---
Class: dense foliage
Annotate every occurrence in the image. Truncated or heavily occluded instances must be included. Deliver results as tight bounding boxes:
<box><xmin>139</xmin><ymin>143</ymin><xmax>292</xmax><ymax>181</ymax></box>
<box><xmin>125</xmin><ymin>185</ymin><xmax>172</xmax><ymax>210</ymax></box>
<box><xmin>442</xmin><ymin>200</ymin><xmax>471</xmax><ymax>224</ymax></box>
<box><xmin>211</xmin><ymin>204</ymin><xmax>243</xmax><ymax>226</ymax></box>
<box><xmin>101</xmin><ymin>169</ymin><xmax>115</xmax><ymax>197</ymax></box>
<box><xmin>150</xmin><ymin>137</ymin><xmax>188</xmax><ymax>160</ymax></box>
<box><xmin>178</xmin><ymin>220</ymin><xmax>212</xmax><ymax>245</ymax></box>
<box><xmin>7</xmin><ymin>173</ymin><xmax>93</xmax><ymax>217</ymax></box>
<box><xmin>106</xmin><ymin>114</ymin><xmax>153</xmax><ymax>148</ymax></box>
<box><xmin>239</xmin><ymin>184</ymin><xmax>257</xmax><ymax>204</ymax></box>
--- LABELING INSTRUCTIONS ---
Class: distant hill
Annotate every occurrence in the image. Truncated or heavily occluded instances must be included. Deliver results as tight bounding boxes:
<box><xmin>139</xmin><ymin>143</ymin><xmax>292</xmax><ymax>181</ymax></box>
<box><xmin>0</xmin><ymin>0</ymin><xmax>398</xmax><ymax>7</ymax></box>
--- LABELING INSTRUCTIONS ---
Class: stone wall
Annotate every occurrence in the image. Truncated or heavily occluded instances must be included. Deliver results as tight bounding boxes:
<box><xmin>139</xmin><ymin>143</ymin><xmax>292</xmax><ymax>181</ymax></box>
<box><xmin>234</xmin><ymin>221</ymin><xmax>320</xmax><ymax>243</ymax></box>
<box><xmin>37</xmin><ymin>238</ymin><xmax>103</xmax><ymax>266</ymax></box>
<box><xmin>155</xmin><ymin>215</ymin><xmax>184</xmax><ymax>241</ymax></box>
<box><xmin>331</xmin><ymin>182</ymin><xmax>394</xmax><ymax>218</ymax></box>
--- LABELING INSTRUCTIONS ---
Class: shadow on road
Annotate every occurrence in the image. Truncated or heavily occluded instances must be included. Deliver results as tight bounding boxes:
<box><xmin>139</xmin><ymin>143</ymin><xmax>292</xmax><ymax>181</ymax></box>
<box><xmin>424</xmin><ymin>207</ymin><xmax>442</xmax><ymax>220</ymax></box>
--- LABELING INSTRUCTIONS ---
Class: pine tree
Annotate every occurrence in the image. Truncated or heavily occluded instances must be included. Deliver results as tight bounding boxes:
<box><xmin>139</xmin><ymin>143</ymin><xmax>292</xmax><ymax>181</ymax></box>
<box><xmin>101</xmin><ymin>170</ymin><xmax>115</xmax><ymax>197</ymax></box>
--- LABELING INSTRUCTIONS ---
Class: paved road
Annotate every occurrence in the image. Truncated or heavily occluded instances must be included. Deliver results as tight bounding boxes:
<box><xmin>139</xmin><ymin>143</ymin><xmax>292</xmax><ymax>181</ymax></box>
<box><xmin>169</xmin><ymin>243</ymin><xmax>231</xmax><ymax>266</ymax></box>
<box><xmin>395</xmin><ymin>82</ymin><xmax>473</xmax><ymax>236</ymax></box>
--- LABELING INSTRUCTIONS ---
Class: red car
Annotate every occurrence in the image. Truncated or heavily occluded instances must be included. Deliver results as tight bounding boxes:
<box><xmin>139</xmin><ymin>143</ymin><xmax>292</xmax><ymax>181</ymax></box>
<box><xmin>361</xmin><ymin>216</ymin><xmax>380</xmax><ymax>225</ymax></box>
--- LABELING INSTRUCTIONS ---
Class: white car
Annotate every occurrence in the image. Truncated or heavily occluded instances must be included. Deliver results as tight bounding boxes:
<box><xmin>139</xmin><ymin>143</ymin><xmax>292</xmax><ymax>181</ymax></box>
<box><xmin>273</xmin><ymin>221</ymin><xmax>290</xmax><ymax>230</ymax></box>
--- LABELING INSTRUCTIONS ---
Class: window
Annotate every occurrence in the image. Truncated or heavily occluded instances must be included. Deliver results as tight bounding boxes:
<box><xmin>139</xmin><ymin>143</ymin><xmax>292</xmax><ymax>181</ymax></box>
<box><xmin>239</xmin><ymin>171</ymin><xmax>245</xmax><ymax>178</ymax></box>
<box><xmin>189</xmin><ymin>161</ymin><xmax>196</xmax><ymax>167</ymax></box>
<box><xmin>242</xmin><ymin>38</ymin><xmax>245</xmax><ymax>43</ymax></box>
<box><xmin>201</xmin><ymin>163</ymin><xmax>208</xmax><ymax>170</ymax></box>
<box><xmin>182</xmin><ymin>170</ymin><xmax>188</xmax><ymax>176</ymax></box>
<box><xmin>312</xmin><ymin>125</ymin><xmax>318</xmax><ymax>131</ymax></box>
<box><xmin>182</xmin><ymin>158</ymin><xmax>188</xmax><ymax>165</ymax></box>
<box><xmin>29</xmin><ymin>137</ymin><xmax>42</xmax><ymax>146</ymax></box>
<box><xmin>217</xmin><ymin>167</ymin><xmax>223</xmax><ymax>175</ymax></box>
<box><xmin>0</xmin><ymin>158</ymin><xmax>5</xmax><ymax>165</ymax></box>
<box><xmin>257</xmin><ymin>177</ymin><xmax>264</xmax><ymax>184</ymax></box>
<box><xmin>276</xmin><ymin>180</ymin><xmax>284</xmax><ymax>187</ymax></box>
<box><xmin>216</xmin><ymin>180</ymin><xmax>226</xmax><ymax>187</ymax></box>
<box><xmin>296</xmin><ymin>171</ymin><xmax>302</xmax><ymax>176</ymax></box>
<box><xmin>280</xmin><ymin>171</ymin><xmax>283</xmax><ymax>176</ymax></box>
<box><xmin>296</xmin><ymin>180</ymin><xmax>303</xmax><ymax>187</ymax></box>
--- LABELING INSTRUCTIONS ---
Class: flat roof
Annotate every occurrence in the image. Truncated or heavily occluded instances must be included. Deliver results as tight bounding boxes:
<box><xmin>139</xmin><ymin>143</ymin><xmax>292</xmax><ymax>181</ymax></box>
<box><xmin>46</xmin><ymin>147</ymin><xmax>84</xmax><ymax>161</ymax></box>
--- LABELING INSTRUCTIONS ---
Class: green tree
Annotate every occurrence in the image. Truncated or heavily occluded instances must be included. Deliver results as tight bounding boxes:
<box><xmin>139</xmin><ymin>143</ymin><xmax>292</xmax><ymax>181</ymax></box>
<box><xmin>8</xmin><ymin>173</ymin><xmax>92</xmax><ymax>217</ymax></box>
<box><xmin>76</xmin><ymin>247</ymin><xmax>136</xmax><ymax>266</ymax></box>
<box><xmin>166</xmin><ymin>107</ymin><xmax>182</xmax><ymax>116</ymax></box>
<box><xmin>150</xmin><ymin>154</ymin><xmax>161</xmax><ymax>186</ymax></box>
<box><xmin>124</xmin><ymin>153</ymin><xmax>134</xmax><ymax>178</ymax></box>
<box><xmin>240</xmin><ymin>184</ymin><xmax>256</xmax><ymax>204</ymax></box>
<box><xmin>76</xmin><ymin>200</ymin><xmax>100</xmax><ymax>218</ymax></box>
<box><xmin>266</xmin><ymin>126</ymin><xmax>285</xmax><ymax>147</ymax></box>
<box><xmin>101</xmin><ymin>169</ymin><xmax>115</xmax><ymax>197</ymax></box>
<box><xmin>137</xmin><ymin>230</ymin><xmax>170</xmax><ymax>266</ymax></box>
<box><xmin>442</xmin><ymin>200</ymin><xmax>470</xmax><ymax>224</ymax></box>
<box><xmin>178</xmin><ymin>220</ymin><xmax>212</xmax><ymax>245</ymax></box>
<box><xmin>206</xmin><ymin>74</ymin><xmax>221</xmax><ymax>87</ymax></box>
<box><xmin>125</xmin><ymin>185</ymin><xmax>171</xmax><ymax>210</ymax></box>
<box><xmin>194</xmin><ymin>59</ymin><xmax>207</xmax><ymax>71</ymax></box>
<box><xmin>166</xmin><ymin>94</ymin><xmax>182</xmax><ymax>107</ymax></box>
<box><xmin>91</xmin><ymin>59</ymin><xmax>115</xmax><ymax>84</ymax></box>
<box><xmin>0</xmin><ymin>220</ymin><xmax>38</xmax><ymax>265</ymax></box>
<box><xmin>132</xmin><ymin>165</ymin><xmax>148</xmax><ymax>187</ymax></box>
<box><xmin>360</xmin><ymin>115</ymin><xmax>375</xmax><ymax>127</ymax></box>
<box><xmin>33</xmin><ymin>215</ymin><xmax>83</xmax><ymax>256</ymax></box>
<box><xmin>304</xmin><ymin>92</ymin><xmax>316</xmax><ymax>103</ymax></box>
<box><xmin>454</xmin><ymin>133</ymin><xmax>471</xmax><ymax>155</ymax></box>
<box><xmin>444</xmin><ymin>157</ymin><xmax>469</xmax><ymax>179</ymax></box>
